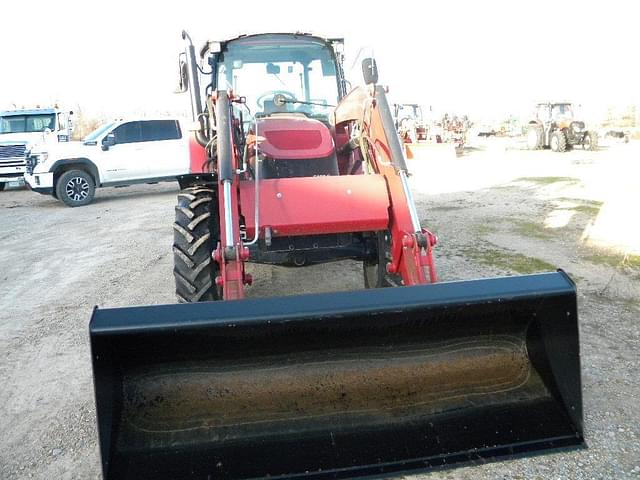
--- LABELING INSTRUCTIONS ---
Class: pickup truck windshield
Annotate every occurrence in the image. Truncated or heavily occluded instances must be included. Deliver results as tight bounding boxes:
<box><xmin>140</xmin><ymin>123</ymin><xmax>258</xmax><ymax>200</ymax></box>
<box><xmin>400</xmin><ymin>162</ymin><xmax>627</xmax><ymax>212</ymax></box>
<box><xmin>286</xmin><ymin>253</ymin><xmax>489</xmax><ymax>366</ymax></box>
<box><xmin>0</xmin><ymin>114</ymin><xmax>56</xmax><ymax>134</ymax></box>
<box><xmin>217</xmin><ymin>36</ymin><xmax>339</xmax><ymax>120</ymax></box>
<box><xmin>84</xmin><ymin>122</ymin><xmax>116</xmax><ymax>143</ymax></box>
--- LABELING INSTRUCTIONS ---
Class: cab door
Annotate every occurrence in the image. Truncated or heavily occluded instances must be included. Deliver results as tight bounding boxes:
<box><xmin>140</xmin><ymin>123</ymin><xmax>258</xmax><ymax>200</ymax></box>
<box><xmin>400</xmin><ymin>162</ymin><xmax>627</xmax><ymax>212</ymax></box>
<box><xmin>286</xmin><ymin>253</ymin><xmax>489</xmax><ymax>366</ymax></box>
<box><xmin>139</xmin><ymin>120</ymin><xmax>189</xmax><ymax>178</ymax></box>
<box><xmin>99</xmin><ymin>121</ymin><xmax>151</xmax><ymax>183</ymax></box>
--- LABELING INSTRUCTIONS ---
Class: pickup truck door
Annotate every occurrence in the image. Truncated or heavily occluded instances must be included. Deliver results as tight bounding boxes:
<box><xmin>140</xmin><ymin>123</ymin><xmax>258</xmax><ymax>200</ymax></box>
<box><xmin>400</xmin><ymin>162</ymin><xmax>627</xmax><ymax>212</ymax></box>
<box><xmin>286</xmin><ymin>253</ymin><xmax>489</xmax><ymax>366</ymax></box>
<box><xmin>99</xmin><ymin>121</ymin><xmax>152</xmax><ymax>183</ymax></box>
<box><xmin>139</xmin><ymin>120</ymin><xmax>189</xmax><ymax>178</ymax></box>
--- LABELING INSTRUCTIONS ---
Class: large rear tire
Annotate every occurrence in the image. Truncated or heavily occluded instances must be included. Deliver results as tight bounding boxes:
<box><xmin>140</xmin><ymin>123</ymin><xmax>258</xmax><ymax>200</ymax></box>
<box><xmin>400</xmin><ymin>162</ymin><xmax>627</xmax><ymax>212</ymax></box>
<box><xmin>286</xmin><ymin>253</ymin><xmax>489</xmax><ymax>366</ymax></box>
<box><xmin>526</xmin><ymin>125</ymin><xmax>543</xmax><ymax>150</ymax></box>
<box><xmin>0</xmin><ymin>183</ymin><xmax>5</xmax><ymax>191</ymax></box>
<box><xmin>550</xmin><ymin>130</ymin><xmax>567</xmax><ymax>152</ymax></box>
<box><xmin>173</xmin><ymin>185</ymin><xmax>221</xmax><ymax>302</ymax></box>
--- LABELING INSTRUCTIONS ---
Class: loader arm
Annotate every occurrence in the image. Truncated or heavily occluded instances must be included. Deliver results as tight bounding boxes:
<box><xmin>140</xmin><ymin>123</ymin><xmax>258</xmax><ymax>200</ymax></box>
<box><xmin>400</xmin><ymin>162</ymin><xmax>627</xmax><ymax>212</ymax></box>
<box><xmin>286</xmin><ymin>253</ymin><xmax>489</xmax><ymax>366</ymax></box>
<box><xmin>214</xmin><ymin>91</ymin><xmax>249</xmax><ymax>300</ymax></box>
<box><xmin>336</xmin><ymin>85</ymin><xmax>437</xmax><ymax>285</ymax></box>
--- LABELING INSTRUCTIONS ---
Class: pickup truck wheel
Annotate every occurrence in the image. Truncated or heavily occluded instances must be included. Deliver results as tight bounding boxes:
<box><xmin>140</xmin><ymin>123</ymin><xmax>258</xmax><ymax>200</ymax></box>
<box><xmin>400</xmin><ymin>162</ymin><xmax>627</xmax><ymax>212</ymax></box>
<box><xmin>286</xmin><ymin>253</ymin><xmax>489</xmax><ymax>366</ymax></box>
<box><xmin>173</xmin><ymin>186</ymin><xmax>221</xmax><ymax>302</ymax></box>
<box><xmin>56</xmin><ymin>169</ymin><xmax>95</xmax><ymax>207</ymax></box>
<box><xmin>0</xmin><ymin>183</ymin><xmax>5</xmax><ymax>191</ymax></box>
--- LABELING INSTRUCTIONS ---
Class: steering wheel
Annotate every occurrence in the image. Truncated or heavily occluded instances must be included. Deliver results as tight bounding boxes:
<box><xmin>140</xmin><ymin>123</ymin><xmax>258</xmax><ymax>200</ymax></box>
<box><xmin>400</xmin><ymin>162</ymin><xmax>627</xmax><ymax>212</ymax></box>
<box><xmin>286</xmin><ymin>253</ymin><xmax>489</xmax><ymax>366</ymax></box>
<box><xmin>256</xmin><ymin>90</ymin><xmax>297</xmax><ymax>109</ymax></box>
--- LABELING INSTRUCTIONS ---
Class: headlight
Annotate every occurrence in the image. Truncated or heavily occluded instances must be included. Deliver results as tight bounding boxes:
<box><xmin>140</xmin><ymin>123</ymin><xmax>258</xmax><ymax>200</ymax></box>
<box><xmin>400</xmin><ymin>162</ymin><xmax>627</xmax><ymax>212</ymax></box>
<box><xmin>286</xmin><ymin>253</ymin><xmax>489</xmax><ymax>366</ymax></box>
<box><xmin>29</xmin><ymin>153</ymin><xmax>48</xmax><ymax>166</ymax></box>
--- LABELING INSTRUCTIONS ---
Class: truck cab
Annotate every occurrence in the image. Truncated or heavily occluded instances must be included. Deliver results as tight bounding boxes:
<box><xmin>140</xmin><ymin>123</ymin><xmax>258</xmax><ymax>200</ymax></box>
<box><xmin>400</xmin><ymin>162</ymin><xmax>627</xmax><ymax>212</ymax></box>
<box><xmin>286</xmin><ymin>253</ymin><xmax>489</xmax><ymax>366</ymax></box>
<box><xmin>0</xmin><ymin>107</ymin><xmax>73</xmax><ymax>190</ymax></box>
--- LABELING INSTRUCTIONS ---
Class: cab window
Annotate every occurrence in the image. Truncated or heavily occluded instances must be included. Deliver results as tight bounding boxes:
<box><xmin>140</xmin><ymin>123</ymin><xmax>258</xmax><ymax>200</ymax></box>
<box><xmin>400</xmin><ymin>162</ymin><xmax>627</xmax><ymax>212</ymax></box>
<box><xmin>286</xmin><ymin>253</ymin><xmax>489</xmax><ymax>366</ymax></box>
<box><xmin>140</xmin><ymin>120</ymin><xmax>182</xmax><ymax>142</ymax></box>
<box><xmin>112</xmin><ymin>122</ymin><xmax>142</xmax><ymax>144</ymax></box>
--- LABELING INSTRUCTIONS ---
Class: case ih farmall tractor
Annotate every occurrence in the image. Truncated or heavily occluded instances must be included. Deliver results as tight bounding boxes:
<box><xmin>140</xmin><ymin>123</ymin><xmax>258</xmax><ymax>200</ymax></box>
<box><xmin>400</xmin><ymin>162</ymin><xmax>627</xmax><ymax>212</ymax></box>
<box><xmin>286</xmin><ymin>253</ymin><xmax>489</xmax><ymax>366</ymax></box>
<box><xmin>527</xmin><ymin>102</ymin><xmax>597</xmax><ymax>152</ymax></box>
<box><xmin>89</xmin><ymin>32</ymin><xmax>584</xmax><ymax>480</ymax></box>
<box><xmin>393</xmin><ymin>103</ymin><xmax>428</xmax><ymax>143</ymax></box>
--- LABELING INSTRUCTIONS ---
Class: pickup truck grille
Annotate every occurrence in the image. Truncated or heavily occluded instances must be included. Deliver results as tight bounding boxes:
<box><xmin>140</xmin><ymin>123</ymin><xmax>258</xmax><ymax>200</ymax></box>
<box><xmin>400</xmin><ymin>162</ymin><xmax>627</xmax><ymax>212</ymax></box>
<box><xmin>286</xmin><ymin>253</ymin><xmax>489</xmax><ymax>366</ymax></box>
<box><xmin>0</xmin><ymin>144</ymin><xmax>27</xmax><ymax>167</ymax></box>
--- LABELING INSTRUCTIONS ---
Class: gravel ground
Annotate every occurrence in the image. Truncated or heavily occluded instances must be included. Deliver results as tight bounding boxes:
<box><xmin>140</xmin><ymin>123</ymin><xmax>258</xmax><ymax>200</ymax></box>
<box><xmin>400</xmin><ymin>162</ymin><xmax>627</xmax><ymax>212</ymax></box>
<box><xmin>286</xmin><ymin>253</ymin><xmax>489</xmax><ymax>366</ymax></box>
<box><xmin>0</xmin><ymin>139</ymin><xmax>638</xmax><ymax>479</ymax></box>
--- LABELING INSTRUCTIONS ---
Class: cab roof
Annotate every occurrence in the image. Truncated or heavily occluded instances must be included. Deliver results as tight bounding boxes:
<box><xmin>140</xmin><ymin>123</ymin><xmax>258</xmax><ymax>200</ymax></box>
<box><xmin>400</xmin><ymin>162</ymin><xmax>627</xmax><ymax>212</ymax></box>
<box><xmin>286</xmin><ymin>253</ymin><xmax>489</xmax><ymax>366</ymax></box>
<box><xmin>200</xmin><ymin>32</ymin><xmax>343</xmax><ymax>58</ymax></box>
<box><xmin>0</xmin><ymin>108</ymin><xmax>58</xmax><ymax>116</ymax></box>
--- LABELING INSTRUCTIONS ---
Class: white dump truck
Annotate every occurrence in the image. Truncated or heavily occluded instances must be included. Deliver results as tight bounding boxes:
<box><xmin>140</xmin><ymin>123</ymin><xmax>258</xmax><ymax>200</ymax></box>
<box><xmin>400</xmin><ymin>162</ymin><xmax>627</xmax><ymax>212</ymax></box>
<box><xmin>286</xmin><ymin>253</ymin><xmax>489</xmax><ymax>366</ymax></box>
<box><xmin>0</xmin><ymin>107</ymin><xmax>74</xmax><ymax>190</ymax></box>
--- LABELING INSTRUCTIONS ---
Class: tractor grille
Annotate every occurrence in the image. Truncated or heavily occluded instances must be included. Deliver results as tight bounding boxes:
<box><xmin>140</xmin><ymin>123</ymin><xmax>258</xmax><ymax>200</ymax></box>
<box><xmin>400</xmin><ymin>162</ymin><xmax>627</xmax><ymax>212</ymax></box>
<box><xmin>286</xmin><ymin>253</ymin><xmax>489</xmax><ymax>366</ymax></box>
<box><xmin>0</xmin><ymin>144</ymin><xmax>27</xmax><ymax>167</ymax></box>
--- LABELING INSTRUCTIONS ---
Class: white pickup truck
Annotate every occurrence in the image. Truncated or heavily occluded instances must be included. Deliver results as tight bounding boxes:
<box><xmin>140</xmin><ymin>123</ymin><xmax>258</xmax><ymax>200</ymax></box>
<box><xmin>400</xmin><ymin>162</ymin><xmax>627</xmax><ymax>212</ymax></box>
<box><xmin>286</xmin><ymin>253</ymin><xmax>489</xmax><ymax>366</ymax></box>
<box><xmin>25</xmin><ymin>118</ymin><xmax>190</xmax><ymax>206</ymax></box>
<box><xmin>0</xmin><ymin>107</ymin><xmax>73</xmax><ymax>190</ymax></box>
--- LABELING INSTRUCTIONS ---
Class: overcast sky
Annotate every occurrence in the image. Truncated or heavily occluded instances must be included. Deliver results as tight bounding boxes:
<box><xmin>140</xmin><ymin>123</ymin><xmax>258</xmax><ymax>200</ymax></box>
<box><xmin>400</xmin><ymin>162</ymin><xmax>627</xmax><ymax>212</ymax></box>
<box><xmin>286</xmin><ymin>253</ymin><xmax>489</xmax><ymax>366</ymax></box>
<box><xmin>1</xmin><ymin>0</ymin><xmax>638</xmax><ymax>120</ymax></box>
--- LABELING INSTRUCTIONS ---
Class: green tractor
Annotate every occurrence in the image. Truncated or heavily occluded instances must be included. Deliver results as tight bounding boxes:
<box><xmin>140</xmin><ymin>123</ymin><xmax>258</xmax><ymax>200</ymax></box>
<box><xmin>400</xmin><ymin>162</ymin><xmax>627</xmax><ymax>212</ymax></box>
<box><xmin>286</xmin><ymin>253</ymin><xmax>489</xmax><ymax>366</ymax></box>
<box><xmin>527</xmin><ymin>102</ymin><xmax>597</xmax><ymax>152</ymax></box>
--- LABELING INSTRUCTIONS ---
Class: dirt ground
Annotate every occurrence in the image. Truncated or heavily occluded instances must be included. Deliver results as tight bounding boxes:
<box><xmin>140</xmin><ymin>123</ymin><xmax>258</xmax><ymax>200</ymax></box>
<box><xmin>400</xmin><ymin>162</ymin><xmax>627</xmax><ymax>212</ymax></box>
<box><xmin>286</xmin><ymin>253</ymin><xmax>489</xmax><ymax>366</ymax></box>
<box><xmin>1</xmin><ymin>138</ymin><xmax>639</xmax><ymax>479</ymax></box>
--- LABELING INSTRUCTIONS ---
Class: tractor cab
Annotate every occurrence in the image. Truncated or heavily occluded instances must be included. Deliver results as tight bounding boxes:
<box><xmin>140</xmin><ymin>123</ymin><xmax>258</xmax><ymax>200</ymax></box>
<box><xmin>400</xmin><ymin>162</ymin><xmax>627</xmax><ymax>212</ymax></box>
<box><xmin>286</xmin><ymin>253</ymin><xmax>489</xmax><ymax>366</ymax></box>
<box><xmin>206</xmin><ymin>34</ymin><xmax>344</xmax><ymax>178</ymax></box>
<box><xmin>210</xmin><ymin>34</ymin><xmax>342</xmax><ymax>121</ymax></box>
<box><xmin>550</xmin><ymin>102</ymin><xmax>574</xmax><ymax>121</ymax></box>
<box><xmin>535</xmin><ymin>102</ymin><xmax>574</xmax><ymax>124</ymax></box>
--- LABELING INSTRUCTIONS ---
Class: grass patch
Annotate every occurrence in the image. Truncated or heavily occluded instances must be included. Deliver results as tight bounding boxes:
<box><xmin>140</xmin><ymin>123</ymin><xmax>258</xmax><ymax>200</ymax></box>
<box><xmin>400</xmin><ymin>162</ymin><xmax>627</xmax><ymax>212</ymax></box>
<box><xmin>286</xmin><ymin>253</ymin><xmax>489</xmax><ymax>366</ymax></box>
<box><xmin>570</xmin><ymin>204</ymin><xmax>601</xmax><ymax>216</ymax></box>
<box><xmin>492</xmin><ymin>185</ymin><xmax>523</xmax><ymax>192</ymax></box>
<box><xmin>514</xmin><ymin>176</ymin><xmax>580</xmax><ymax>185</ymax></box>
<box><xmin>555</xmin><ymin>198</ymin><xmax>603</xmax><ymax>216</ymax></box>
<box><xmin>461</xmin><ymin>244</ymin><xmax>556</xmax><ymax>274</ymax></box>
<box><xmin>473</xmin><ymin>223</ymin><xmax>499</xmax><ymax>237</ymax></box>
<box><xmin>556</xmin><ymin>197</ymin><xmax>603</xmax><ymax>207</ymax></box>
<box><xmin>584</xmin><ymin>253</ymin><xmax>640</xmax><ymax>269</ymax></box>
<box><xmin>429</xmin><ymin>205</ymin><xmax>465</xmax><ymax>212</ymax></box>
<box><xmin>512</xmin><ymin>220</ymin><xmax>554</xmax><ymax>239</ymax></box>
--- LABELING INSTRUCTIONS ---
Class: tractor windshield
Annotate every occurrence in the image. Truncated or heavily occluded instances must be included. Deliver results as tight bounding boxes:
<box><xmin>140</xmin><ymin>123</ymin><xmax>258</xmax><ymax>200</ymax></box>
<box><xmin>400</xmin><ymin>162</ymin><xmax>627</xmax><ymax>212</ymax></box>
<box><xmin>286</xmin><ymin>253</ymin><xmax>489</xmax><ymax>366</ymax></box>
<box><xmin>551</xmin><ymin>104</ymin><xmax>573</xmax><ymax>120</ymax></box>
<box><xmin>397</xmin><ymin>105</ymin><xmax>423</xmax><ymax>122</ymax></box>
<box><xmin>216</xmin><ymin>35</ymin><xmax>340</xmax><ymax>120</ymax></box>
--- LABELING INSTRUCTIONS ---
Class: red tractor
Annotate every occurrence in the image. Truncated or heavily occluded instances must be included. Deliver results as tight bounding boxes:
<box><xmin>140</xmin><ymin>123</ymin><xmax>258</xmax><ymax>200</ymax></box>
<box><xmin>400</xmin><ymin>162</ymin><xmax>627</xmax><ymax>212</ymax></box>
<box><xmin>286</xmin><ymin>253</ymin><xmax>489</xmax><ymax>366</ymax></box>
<box><xmin>171</xmin><ymin>34</ymin><xmax>437</xmax><ymax>301</ymax></box>
<box><xmin>89</xmin><ymin>32</ymin><xmax>584</xmax><ymax>480</ymax></box>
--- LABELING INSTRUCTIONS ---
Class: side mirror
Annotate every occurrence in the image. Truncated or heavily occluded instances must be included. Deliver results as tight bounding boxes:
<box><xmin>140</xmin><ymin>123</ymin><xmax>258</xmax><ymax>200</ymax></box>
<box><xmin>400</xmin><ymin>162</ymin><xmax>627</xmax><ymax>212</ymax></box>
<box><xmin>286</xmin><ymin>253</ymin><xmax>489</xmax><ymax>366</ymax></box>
<box><xmin>101</xmin><ymin>133</ymin><xmax>116</xmax><ymax>151</ymax></box>
<box><xmin>176</xmin><ymin>55</ymin><xmax>189</xmax><ymax>93</ymax></box>
<box><xmin>362</xmin><ymin>58</ymin><xmax>378</xmax><ymax>85</ymax></box>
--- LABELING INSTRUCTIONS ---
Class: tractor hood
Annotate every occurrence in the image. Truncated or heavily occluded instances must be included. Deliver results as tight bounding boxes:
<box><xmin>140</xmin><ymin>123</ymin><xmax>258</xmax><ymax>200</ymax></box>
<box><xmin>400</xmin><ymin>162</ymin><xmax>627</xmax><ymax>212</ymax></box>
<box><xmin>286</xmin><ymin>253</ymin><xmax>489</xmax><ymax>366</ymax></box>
<box><xmin>256</xmin><ymin>116</ymin><xmax>334</xmax><ymax>160</ymax></box>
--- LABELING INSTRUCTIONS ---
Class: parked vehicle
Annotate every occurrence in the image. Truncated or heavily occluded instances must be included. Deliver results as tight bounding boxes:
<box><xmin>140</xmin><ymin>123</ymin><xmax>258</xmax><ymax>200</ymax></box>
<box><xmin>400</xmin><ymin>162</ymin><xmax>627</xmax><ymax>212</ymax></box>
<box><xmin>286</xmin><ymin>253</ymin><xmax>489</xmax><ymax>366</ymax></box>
<box><xmin>527</xmin><ymin>102</ymin><xmax>597</xmax><ymax>152</ymax></box>
<box><xmin>393</xmin><ymin>103</ymin><xmax>428</xmax><ymax>142</ymax></box>
<box><xmin>603</xmin><ymin>129</ymin><xmax>630</xmax><ymax>143</ymax></box>
<box><xmin>24</xmin><ymin>118</ymin><xmax>189</xmax><ymax>206</ymax></box>
<box><xmin>89</xmin><ymin>31</ymin><xmax>584</xmax><ymax>480</ymax></box>
<box><xmin>0</xmin><ymin>107</ymin><xmax>73</xmax><ymax>190</ymax></box>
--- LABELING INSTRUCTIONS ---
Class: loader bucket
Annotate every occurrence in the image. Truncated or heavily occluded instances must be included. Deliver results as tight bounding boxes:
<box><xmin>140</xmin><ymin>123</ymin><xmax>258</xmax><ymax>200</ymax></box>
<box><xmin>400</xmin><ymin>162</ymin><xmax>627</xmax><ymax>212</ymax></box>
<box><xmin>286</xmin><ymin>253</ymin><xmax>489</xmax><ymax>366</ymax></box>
<box><xmin>90</xmin><ymin>271</ymin><xmax>583</xmax><ymax>480</ymax></box>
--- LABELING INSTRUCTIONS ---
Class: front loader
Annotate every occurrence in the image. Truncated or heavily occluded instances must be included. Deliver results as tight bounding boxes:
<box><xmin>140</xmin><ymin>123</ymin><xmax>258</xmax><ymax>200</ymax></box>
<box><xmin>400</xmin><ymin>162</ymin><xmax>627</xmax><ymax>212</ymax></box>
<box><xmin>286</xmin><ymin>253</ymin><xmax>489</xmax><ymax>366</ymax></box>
<box><xmin>90</xmin><ymin>32</ymin><xmax>584</xmax><ymax>479</ymax></box>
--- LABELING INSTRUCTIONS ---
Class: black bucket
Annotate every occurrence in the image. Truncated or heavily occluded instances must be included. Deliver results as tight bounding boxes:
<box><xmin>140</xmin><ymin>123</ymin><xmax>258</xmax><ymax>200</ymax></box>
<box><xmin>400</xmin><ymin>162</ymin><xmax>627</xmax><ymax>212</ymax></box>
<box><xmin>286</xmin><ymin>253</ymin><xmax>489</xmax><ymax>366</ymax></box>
<box><xmin>90</xmin><ymin>271</ymin><xmax>583</xmax><ymax>479</ymax></box>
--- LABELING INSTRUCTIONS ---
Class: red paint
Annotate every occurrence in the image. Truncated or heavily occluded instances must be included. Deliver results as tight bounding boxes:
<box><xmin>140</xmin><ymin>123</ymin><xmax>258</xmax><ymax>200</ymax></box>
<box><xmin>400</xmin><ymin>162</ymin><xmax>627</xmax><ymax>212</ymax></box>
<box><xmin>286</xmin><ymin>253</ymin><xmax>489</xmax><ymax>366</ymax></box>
<box><xmin>359</xmin><ymin>92</ymin><xmax>437</xmax><ymax>285</ymax></box>
<box><xmin>188</xmin><ymin>134</ymin><xmax>208</xmax><ymax>173</ymax></box>
<box><xmin>239</xmin><ymin>175</ymin><xmax>389</xmax><ymax>237</ymax></box>
<box><xmin>257</xmin><ymin>117</ymin><xmax>334</xmax><ymax>159</ymax></box>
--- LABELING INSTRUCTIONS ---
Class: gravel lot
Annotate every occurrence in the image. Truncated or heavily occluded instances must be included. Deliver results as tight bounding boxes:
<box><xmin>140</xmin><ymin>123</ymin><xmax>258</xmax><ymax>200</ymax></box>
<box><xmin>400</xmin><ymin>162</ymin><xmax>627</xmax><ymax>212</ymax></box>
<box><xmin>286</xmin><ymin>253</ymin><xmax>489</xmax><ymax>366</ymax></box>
<box><xmin>1</xmin><ymin>139</ymin><xmax>638</xmax><ymax>479</ymax></box>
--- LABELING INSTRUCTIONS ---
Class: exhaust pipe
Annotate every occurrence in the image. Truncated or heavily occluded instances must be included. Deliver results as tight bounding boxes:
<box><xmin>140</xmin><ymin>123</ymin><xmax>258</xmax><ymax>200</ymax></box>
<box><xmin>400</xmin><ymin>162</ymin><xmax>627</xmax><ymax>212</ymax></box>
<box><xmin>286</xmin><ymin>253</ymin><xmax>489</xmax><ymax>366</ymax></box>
<box><xmin>91</xmin><ymin>271</ymin><xmax>584</xmax><ymax>479</ymax></box>
<box><xmin>182</xmin><ymin>30</ymin><xmax>208</xmax><ymax>148</ymax></box>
